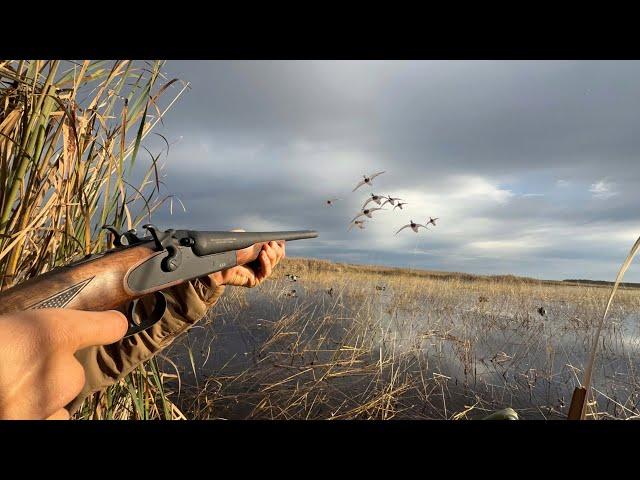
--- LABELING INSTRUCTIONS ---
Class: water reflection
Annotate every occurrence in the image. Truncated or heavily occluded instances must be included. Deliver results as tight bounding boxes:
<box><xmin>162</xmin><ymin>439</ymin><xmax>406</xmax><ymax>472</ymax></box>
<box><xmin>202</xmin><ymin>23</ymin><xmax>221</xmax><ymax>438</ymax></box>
<box><xmin>161</xmin><ymin>280</ymin><xmax>640</xmax><ymax>419</ymax></box>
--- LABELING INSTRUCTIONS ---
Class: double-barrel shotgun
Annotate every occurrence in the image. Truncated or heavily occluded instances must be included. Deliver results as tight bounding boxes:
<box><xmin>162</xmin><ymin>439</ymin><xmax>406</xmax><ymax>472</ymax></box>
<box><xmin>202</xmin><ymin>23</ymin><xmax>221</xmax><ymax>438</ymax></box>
<box><xmin>0</xmin><ymin>225</ymin><xmax>318</xmax><ymax>337</ymax></box>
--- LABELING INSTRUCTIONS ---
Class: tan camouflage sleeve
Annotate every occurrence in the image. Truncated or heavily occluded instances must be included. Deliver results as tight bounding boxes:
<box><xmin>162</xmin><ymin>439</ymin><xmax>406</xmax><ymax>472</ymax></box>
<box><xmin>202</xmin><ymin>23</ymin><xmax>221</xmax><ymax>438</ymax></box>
<box><xmin>67</xmin><ymin>275</ymin><xmax>225</xmax><ymax>415</ymax></box>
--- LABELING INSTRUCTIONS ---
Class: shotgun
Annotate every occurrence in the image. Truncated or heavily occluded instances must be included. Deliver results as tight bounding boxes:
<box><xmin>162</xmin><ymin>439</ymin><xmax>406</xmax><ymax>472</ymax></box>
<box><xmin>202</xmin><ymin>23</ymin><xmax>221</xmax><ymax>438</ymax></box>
<box><xmin>0</xmin><ymin>224</ymin><xmax>318</xmax><ymax>337</ymax></box>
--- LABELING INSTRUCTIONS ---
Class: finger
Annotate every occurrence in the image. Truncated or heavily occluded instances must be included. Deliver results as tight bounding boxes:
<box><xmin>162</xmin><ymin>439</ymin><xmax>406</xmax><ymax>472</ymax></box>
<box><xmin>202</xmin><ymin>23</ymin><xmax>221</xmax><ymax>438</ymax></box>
<box><xmin>267</xmin><ymin>242</ymin><xmax>283</xmax><ymax>268</ymax></box>
<box><xmin>46</xmin><ymin>408</ymin><xmax>70</xmax><ymax>420</ymax></box>
<box><xmin>264</xmin><ymin>242</ymin><xmax>278</xmax><ymax>264</ymax></box>
<box><xmin>259</xmin><ymin>250</ymin><xmax>273</xmax><ymax>279</ymax></box>
<box><xmin>275</xmin><ymin>241</ymin><xmax>286</xmax><ymax>262</ymax></box>
<box><xmin>55</xmin><ymin>309</ymin><xmax>128</xmax><ymax>351</ymax></box>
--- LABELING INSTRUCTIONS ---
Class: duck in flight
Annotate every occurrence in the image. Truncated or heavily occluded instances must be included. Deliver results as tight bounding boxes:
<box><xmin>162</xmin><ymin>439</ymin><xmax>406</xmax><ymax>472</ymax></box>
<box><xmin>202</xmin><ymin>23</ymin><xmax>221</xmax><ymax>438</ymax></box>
<box><xmin>395</xmin><ymin>220</ymin><xmax>428</xmax><ymax>235</ymax></box>
<box><xmin>348</xmin><ymin>219</ymin><xmax>366</xmax><ymax>231</ymax></box>
<box><xmin>381</xmin><ymin>195</ymin><xmax>403</xmax><ymax>207</ymax></box>
<box><xmin>351</xmin><ymin>207</ymin><xmax>385</xmax><ymax>223</ymax></box>
<box><xmin>352</xmin><ymin>171</ymin><xmax>386</xmax><ymax>192</ymax></box>
<box><xmin>362</xmin><ymin>193</ymin><xmax>386</xmax><ymax>210</ymax></box>
<box><xmin>426</xmin><ymin>217</ymin><xmax>439</xmax><ymax>227</ymax></box>
<box><xmin>325</xmin><ymin>198</ymin><xmax>341</xmax><ymax>206</ymax></box>
<box><xmin>393</xmin><ymin>202</ymin><xmax>408</xmax><ymax>211</ymax></box>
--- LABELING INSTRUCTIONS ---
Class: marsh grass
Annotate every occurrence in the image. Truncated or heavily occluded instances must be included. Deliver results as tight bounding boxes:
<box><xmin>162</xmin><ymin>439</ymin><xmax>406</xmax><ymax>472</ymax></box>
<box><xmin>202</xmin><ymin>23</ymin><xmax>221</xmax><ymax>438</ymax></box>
<box><xmin>0</xmin><ymin>60</ymin><xmax>188</xmax><ymax>419</ymax></box>
<box><xmin>162</xmin><ymin>258</ymin><xmax>640</xmax><ymax>420</ymax></box>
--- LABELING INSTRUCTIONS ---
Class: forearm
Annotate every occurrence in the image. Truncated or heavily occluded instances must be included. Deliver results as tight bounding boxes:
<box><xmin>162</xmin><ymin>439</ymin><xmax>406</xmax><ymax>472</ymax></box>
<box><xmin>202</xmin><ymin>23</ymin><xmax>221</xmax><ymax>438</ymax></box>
<box><xmin>68</xmin><ymin>277</ymin><xmax>225</xmax><ymax>414</ymax></box>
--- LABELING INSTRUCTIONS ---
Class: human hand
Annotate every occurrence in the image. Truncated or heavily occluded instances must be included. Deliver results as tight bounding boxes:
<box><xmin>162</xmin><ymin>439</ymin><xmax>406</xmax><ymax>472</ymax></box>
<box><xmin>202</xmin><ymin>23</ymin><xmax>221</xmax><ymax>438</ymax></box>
<box><xmin>0</xmin><ymin>309</ymin><xmax>127</xmax><ymax>420</ymax></box>
<box><xmin>211</xmin><ymin>238</ymin><xmax>286</xmax><ymax>289</ymax></box>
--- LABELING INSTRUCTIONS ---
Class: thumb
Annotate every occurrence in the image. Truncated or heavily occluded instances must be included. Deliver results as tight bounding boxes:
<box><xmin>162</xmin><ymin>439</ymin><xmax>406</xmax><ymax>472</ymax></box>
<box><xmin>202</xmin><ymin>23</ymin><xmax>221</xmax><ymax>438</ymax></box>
<box><xmin>62</xmin><ymin>309</ymin><xmax>129</xmax><ymax>351</ymax></box>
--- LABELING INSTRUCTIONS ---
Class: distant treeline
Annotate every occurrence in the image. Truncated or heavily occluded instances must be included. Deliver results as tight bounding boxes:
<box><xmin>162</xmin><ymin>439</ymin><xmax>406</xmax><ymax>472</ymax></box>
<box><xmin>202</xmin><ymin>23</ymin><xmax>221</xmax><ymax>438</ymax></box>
<box><xmin>282</xmin><ymin>257</ymin><xmax>555</xmax><ymax>285</ymax></box>
<box><xmin>281</xmin><ymin>258</ymin><xmax>640</xmax><ymax>289</ymax></box>
<box><xmin>562</xmin><ymin>279</ymin><xmax>640</xmax><ymax>288</ymax></box>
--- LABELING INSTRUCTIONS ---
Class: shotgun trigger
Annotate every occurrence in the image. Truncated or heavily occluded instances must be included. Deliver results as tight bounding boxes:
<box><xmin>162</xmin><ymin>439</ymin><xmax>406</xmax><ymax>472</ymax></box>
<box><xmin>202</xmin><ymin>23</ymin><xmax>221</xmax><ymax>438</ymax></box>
<box><xmin>123</xmin><ymin>291</ymin><xmax>167</xmax><ymax>338</ymax></box>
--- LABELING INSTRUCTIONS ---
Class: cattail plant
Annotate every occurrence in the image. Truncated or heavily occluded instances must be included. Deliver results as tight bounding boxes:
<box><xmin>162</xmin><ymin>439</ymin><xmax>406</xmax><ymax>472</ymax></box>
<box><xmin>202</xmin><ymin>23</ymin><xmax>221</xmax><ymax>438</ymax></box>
<box><xmin>0</xmin><ymin>60</ymin><xmax>189</xmax><ymax>419</ymax></box>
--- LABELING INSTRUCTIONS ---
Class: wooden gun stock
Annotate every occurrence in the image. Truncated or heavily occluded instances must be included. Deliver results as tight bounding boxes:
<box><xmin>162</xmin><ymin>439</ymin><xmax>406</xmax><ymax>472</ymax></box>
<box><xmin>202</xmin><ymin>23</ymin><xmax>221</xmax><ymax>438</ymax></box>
<box><xmin>0</xmin><ymin>226</ymin><xmax>317</xmax><ymax>336</ymax></box>
<box><xmin>0</xmin><ymin>243</ymin><xmax>157</xmax><ymax>315</ymax></box>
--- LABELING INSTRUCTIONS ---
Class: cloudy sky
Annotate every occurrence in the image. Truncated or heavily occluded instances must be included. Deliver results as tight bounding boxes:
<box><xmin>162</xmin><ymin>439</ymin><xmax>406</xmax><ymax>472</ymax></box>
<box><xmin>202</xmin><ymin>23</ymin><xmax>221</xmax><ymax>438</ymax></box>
<box><xmin>146</xmin><ymin>61</ymin><xmax>640</xmax><ymax>281</ymax></box>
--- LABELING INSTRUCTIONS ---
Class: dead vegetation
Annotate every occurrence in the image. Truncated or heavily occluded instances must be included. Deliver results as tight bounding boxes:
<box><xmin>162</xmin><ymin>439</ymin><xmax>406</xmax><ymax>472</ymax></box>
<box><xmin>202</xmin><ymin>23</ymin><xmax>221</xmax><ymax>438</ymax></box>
<box><xmin>160</xmin><ymin>257</ymin><xmax>640</xmax><ymax>420</ymax></box>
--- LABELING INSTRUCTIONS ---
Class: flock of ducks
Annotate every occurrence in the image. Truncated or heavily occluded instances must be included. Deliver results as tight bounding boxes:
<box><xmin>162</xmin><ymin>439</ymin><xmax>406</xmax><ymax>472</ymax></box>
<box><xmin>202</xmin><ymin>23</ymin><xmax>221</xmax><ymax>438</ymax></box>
<box><xmin>325</xmin><ymin>171</ymin><xmax>440</xmax><ymax>235</ymax></box>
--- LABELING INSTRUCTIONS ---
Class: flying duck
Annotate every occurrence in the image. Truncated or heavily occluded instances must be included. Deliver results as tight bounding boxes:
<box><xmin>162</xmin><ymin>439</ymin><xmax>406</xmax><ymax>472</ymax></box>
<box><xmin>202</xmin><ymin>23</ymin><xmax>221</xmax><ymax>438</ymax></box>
<box><xmin>362</xmin><ymin>193</ymin><xmax>385</xmax><ymax>210</ymax></box>
<box><xmin>348</xmin><ymin>219</ymin><xmax>367</xmax><ymax>231</ymax></box>
<box><xmin>395</xmin><ymin>220</ymin><xmax>428</xmax><ymax>235</ymax></box>
<box><xmin>352</xmin><ymin>171</ymin><xmax>386</xmax><ymax>192</ymax></box>
<box><xmin>381</xmin><ymin>195</ymin><xmax>403</xmax><ymax>207</ymax></box>
<box><xmin>351</xmin><ymin>207</ymin><xmax>385</xmax><ymax>223</ymax></box>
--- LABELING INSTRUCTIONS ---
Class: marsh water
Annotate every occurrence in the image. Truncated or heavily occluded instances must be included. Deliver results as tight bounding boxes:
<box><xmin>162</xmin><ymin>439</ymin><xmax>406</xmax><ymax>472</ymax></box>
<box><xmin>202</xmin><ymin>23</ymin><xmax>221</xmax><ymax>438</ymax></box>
<box><xmin>161</xmin><ymin>277</ymin><xmax>640</xmax><ymax>419</ymax></box>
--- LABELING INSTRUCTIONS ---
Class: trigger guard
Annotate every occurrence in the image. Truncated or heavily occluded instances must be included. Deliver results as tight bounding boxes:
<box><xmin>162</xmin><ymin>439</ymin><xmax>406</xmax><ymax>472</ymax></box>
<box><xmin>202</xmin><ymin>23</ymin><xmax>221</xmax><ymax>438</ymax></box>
<box><xmin>123</xmin><ymin>291</ymin><xmax>167</xmax><ymax>338</ymax></box>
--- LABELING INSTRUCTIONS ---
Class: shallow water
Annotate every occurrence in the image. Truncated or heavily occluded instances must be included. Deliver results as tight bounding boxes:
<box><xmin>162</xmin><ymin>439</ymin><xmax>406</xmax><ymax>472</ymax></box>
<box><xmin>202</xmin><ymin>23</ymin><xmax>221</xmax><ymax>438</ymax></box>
<box><xmin>161</xmin><ymin>279</ymin><xmax>640</xmax><ymax>419</ymax></box>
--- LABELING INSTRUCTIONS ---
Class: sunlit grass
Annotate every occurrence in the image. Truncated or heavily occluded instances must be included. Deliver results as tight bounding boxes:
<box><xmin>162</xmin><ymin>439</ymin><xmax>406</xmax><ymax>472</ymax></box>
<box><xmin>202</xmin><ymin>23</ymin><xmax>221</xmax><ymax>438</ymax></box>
<box><xmin>0</xmin><ymin>60</ymin><xmax>189</xmax><ymax>419</ymax></box>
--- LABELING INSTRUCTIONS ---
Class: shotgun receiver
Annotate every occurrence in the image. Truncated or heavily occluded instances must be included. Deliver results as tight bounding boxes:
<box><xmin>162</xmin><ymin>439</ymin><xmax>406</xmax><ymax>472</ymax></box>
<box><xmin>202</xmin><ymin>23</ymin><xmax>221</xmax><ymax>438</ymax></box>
<box><xmin>0</xmin><ymin>224</ymin><xmax>318</xmax><ymax>337</ymax></box>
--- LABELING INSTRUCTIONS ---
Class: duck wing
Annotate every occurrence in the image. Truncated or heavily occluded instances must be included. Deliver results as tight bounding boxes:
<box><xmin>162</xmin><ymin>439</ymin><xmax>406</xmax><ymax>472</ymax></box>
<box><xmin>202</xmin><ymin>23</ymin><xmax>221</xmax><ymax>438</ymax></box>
<box><xmin>369</xmin><ymin>171</ymin><xmax>386</xmax><ymax>180</ymax></box>
<box><xmin>350</xmin><ymin>212</ymin><xmax>365</xmax><ymax>223</ymax></box>
<box><xmin>362</xmin><ymin>197</ymin><xmax>375</xmax><ymax>210</ymax></box>
<box><xmin>352</xmin><ymin>179</ymin><xmax>366</xmax><ymax>192</ymax></box>
<box><xmin>395</xmin><ymin>224</ymin><xmax>411</xmax><ymax>235</ymax></box>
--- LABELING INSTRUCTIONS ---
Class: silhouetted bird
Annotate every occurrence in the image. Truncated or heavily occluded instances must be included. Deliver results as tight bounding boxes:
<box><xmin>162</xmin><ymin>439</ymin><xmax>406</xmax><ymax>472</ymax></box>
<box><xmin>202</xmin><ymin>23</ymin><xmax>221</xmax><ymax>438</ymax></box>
<box><xmin>393</xmin><ymin>202</ymin><xmax>408</xmax><ymax>211</ymax></box>
<box><xmin>426</xmin><ymin>217</ymin><xmax>439</xmax><ymax>227</ymax></box>
<box><xmin>348</xmin><ymin>220</ymin><xmax>366</xmax><ymax>231</ymax></box>
<box><xmin>395</xmin><ymin>220</ymin><xmax>428</xmax><ymax>235</ymax></box>
<box><xmin>381</xmin><ymin>195</ymin><xmax>403</xmax><ymax>207</ymax></box>
<box><xmin>362</xmin><ymin>193</ymin><xmax>385</xmax><ymax>210</ymax></box>
<box><xmin>352</xmin><ymin>171</ymin><xmax>386</xmax><ymax>192</ymax></box>
<box><xmin>351</xmin><ymin>207</ymin><xmax>385</xmax><ymax>223</ymax></box>
<box><xmin>325</xmin><ymin>198</ymin><xmax>341</xmax><ymax>206</ymax></box>
<box><xmin>537</xmin><ymin>307</ymin><xmax>546</xmax><ymax>317</ymax></box>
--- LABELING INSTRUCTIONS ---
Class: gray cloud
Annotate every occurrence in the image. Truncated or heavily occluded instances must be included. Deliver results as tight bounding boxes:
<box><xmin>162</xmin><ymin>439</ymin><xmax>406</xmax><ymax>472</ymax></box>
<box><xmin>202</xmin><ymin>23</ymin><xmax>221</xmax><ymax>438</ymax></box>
<box><xmin>144</xmin><ymin>61</ymin><xmax>640</xmax><ymax>281</ymax></box>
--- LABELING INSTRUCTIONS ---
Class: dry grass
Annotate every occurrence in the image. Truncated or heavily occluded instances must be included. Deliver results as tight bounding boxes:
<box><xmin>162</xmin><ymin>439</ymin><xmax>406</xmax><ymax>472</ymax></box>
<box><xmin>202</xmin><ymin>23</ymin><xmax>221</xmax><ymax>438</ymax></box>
<box><xmin>161</xmin><ymin>257</ymin><xmax>640</xmax><ymax>420</ymax></box>
<box><xmin>0</xmin><ymin>60</ymin><xmax>189</xmax><ymax>419</ymax></box>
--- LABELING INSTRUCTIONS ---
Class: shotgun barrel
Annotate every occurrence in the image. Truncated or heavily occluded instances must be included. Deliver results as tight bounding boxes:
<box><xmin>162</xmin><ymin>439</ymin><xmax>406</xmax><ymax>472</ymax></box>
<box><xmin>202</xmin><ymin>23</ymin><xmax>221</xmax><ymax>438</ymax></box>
<box><xmin>175</xmin><ymin>229</ymin><xmax>318</xmax><ymax>256</ymax></box>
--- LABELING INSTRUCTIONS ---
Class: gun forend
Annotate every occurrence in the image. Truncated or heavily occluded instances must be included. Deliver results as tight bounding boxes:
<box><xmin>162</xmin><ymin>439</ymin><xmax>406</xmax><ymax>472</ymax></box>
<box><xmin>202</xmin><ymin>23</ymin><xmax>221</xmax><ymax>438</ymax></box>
<box><xmin>176</xmin><ymin>229</ymin><xmax>318</xmax><ymax>256</ymax></box>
